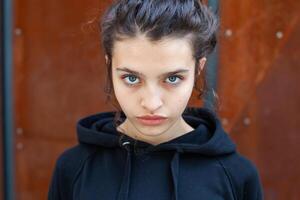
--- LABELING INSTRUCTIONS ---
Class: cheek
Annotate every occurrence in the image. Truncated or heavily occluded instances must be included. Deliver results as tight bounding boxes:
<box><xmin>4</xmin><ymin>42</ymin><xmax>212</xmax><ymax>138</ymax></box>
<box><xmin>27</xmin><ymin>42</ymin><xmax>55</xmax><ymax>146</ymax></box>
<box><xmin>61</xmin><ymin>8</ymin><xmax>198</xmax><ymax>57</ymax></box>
<box><xmin>114</xmin><ymin>86</ymin><xmax>132</xmax><ymax>104</ymax></box>
<box><xmin>167</xmin><ymin>81</ymin><xmax>194</xmax><ymax>108</ymax></box>
<box><xmin>170</xmin><ymin>89</ymin><xmax>192</xmax><ymax>104</ymax></box>
<box><xmin>112</xmin><ymin>79</ymin><xmax>137</xmax><ymax>108</ymax></box>
<box><xmin>112</xmin><ymin>75</ymin><xmax>127</xmax><ymax>96</ymax></box>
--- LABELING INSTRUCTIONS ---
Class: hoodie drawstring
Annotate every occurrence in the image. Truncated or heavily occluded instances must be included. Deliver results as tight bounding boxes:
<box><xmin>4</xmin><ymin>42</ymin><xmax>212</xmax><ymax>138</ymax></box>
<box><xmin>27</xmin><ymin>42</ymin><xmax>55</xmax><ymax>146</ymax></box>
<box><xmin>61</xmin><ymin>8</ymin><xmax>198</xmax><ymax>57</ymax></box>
<box><xmin>118</xmin><ymin>140</ymin><xmax>182</xmax><ymax>200</ymax></box>
<box><xmin>117</xmin><ymin>141</ymin><xmax>132</xmax><ymax>200</ymax></box>
<box><xmin>171</xmin><ymin>149</ymin><xmax>183</xmax><ymax>200</ymax></box>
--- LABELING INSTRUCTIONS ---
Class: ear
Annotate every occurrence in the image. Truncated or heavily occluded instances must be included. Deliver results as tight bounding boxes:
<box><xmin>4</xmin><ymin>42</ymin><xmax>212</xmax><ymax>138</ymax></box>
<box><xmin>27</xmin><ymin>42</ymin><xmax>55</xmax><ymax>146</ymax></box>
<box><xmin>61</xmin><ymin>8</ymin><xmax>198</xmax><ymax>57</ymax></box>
<box><xmin>197</xmin><ymin>57</ymin><xmax>207</xmax><ymax>75</ymax></box>
<box><xmin>105</xmin><ymin>54</ymin><xmax>109</xmax><ymax>65</ymax></box>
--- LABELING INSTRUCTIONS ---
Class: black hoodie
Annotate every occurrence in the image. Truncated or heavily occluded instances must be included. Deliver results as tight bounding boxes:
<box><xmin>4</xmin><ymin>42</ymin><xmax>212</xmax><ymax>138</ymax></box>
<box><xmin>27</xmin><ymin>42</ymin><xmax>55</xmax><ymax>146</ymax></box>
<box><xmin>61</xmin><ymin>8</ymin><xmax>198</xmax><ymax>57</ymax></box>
<box><xmin>48</xmin><ymin>107</ymin><xmax>263</xmax><ymax>200</ymax></box>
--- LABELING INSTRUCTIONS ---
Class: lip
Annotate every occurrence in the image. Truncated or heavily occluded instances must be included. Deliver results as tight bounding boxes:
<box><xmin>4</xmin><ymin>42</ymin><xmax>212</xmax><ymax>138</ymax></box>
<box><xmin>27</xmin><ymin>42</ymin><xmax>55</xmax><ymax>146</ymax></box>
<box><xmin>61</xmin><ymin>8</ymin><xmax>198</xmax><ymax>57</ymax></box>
<box><xmin>136</xmin><ymin>115</ymin><xmax>167</xmax><ymax>126</ymax></box>
<box><xmin>137</xmin><ymin>115</ymin><xmax>167</xmax><ymax>120</ymax></box>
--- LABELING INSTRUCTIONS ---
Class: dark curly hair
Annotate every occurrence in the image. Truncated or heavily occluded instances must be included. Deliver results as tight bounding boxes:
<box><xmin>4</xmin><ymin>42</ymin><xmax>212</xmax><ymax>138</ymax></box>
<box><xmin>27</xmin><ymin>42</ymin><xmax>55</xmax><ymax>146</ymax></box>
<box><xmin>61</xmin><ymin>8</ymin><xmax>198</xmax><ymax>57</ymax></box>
<box><xmin>99</xmin><ymin>0</ymin><xmax>219</xmax><ymax>128</ymax></box>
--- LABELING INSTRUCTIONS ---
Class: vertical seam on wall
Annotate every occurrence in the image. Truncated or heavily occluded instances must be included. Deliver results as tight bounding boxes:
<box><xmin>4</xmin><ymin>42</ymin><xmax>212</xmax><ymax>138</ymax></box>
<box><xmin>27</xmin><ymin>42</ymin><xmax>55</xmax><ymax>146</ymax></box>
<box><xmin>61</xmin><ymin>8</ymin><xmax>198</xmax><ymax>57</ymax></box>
<box><xmin>204</xmin><ymin>0</ymin><xmax>219</xmax><ymax>111</ymax></box>
<box><xmin>3</xmin><ymin>0</ymin><xmax>15</xmax><ymax>199</ymax></box>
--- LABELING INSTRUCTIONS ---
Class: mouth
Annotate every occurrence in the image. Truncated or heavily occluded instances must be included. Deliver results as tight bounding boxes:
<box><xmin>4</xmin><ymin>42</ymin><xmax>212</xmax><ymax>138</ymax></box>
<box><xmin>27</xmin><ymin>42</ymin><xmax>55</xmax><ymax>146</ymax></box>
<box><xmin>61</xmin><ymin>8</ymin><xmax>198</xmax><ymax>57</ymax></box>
<box><xmin>136</xmin><ymin>116</ymin><xmax>167</xmax><ymax>126</ymax></box>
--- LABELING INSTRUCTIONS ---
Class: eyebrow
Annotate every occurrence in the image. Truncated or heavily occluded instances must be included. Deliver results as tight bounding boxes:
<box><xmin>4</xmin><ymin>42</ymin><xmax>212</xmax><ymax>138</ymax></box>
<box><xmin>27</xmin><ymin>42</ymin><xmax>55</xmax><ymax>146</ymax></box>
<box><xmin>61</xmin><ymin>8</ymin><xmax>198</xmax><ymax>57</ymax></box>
<box><xmin>116</xmin><ymin>67</ymin><xmax>190</xmax><ymax>78</ymax></box>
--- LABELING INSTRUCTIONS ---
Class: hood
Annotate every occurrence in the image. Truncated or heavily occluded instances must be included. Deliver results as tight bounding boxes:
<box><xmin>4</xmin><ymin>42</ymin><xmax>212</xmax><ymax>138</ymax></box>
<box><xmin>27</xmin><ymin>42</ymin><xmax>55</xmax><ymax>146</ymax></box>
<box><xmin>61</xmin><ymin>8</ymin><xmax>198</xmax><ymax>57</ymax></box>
<box><xmin>77</xmin><ymin>106</ymin><xmax>236</xmax><ymax>155</ymax></box>
<box><xmin>76</xmin><ymin>106</ymin><xmax>236</xmax><ymax>200</ymax></box>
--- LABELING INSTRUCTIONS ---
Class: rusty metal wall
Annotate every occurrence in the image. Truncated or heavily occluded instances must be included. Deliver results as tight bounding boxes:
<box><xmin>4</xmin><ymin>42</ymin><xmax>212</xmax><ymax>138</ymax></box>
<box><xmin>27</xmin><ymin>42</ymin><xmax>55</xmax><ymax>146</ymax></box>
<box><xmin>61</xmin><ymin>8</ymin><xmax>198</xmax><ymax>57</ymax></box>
<box><xmin>12</xmin><ymin>0</ymin><xmax>113</xmax><ymax>199</ymax></box>
<box><xmin>9</xmin><ymin>0</ymin><xmax>300</xmax><ymax>199</ymax></box>
<box><xmin>218</xmin><ymin>0</ymin><xmax>300</xmax><ymax>199</ymax></box>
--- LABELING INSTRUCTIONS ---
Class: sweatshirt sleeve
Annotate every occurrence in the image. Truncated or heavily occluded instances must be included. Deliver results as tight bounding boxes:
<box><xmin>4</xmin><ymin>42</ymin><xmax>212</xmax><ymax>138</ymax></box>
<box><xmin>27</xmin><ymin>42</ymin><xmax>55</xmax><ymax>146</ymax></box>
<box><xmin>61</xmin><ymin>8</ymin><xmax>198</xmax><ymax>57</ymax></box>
<box><xmin>219</xmin><ymin>153</ymin><xmax>264</xmax><ymax>200</ymax></box>
<box><xmin>242</xmin><ymin>163</ymin><xmax>264</xmax><ymax>200</ymax></box>
<box><xmin>47</xmin><ymin>144</ymin><xmax>97</xmax><ymax>200</ymax></box>
<box><xmin>47</xmin><ymin>148</ymin><xmax>75</xmax><ymax>200</ymax></box>
<box><xmin>48</xmin><ymin>157</ymin><xmax>64</xmax><ymax>200</ymax></box>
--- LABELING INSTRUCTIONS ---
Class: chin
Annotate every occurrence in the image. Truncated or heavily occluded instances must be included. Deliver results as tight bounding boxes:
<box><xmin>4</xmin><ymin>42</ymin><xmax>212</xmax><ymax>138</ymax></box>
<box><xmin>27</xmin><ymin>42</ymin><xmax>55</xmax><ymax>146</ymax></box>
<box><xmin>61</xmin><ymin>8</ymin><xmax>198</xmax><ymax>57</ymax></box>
<box><xmin>135</xmin><ymin>123</ymin><xmax>169</xmax><ymax>137</ymax></box>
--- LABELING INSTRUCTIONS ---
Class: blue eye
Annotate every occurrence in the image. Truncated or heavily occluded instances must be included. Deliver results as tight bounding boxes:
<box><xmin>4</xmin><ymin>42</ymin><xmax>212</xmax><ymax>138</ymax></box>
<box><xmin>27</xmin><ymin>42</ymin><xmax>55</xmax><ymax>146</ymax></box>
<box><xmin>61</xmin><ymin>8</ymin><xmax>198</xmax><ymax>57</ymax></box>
<box><xmin>122</xmin><ymin>75</ymin><xmax>140</xmax><ymax>85</ymax></box>
<box><xmin>166</xmin><ymin>75</ymin><xmax>183</xmax><ymax>84</ymax></box>
<box><xmin>121</xmin><ymin>74</ymin><xmax>184</xmax><ymax>86</ymax></box>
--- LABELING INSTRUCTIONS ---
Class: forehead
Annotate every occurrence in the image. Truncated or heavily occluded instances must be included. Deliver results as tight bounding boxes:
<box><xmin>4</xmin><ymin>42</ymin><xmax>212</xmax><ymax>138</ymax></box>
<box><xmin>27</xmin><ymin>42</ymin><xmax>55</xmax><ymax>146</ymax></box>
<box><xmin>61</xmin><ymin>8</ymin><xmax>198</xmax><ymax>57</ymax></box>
<box><xmin>111</xmin><ymin>35</ymin><xmax>195</xmax><ymax>72</ymax></box>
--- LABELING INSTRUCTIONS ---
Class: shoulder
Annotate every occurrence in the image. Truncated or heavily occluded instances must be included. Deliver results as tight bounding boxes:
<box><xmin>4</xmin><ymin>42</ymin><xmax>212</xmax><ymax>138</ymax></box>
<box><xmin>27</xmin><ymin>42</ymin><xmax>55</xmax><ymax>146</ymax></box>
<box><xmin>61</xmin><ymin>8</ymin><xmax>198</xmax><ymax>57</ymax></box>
<box><xmin>48</xmin><ymin>143</ymin><xmax>99</xmax><ymax>199</ymax></box>
<box><xmin>218</xmin><ymin>152</ymin><xmax>260</xmax><ymax>179</ymax></box>
<box><xmin>54</xmin><ymin>143</ymin><xmax>99</xmax><ymax>174</ymax></box>
<box><xmin>217</xmin><ymin>152</ymin><xmax>263</xmax><ymax>200</ymax></box>
<box><xmin>52</xmin><ymin>143</ymin><xmax>100</xmax><ymax>187</ymax></box>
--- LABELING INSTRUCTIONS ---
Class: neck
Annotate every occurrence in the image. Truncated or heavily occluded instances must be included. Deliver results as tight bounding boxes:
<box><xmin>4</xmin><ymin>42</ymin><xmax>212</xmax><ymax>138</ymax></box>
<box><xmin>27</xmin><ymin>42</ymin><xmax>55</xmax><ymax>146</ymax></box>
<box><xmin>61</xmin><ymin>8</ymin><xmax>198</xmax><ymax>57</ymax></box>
<box><xmin>116</xmin><ymin>117</ymin><xmax>194</xmax><ymax>146</ymax></box>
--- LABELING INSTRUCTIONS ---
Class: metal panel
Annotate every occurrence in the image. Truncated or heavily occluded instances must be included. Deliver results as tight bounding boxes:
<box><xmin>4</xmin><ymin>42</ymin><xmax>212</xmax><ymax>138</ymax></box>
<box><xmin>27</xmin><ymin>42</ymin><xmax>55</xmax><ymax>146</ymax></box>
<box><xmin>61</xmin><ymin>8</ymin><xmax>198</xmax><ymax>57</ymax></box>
<box><xmin>1</xmin><ymin>0</ymin><xmax>4</xmax><ymax>198</ymax></box>
<box><xmin>218</xmin><ymin>0</ymin><xmax>300</xmax><ymax>199</ymax></box>
<box><xmin>204</xmin><ymin>0</ymin><xmax>219</xmax><ymax>111</ymax></box>
<box><xmin>12</xmin><ymin>0</ymin><xmax>113</xmax><ymax>199</ymax></box>
<box><xmin>11</xmin><ymin>0</ymin><xmax>300</xmax><ymax>199</ymax></box>
<box><xmin>3</xmin><ymin>0</ymin><xmax>15</xmax><ymax>199</ymax></box>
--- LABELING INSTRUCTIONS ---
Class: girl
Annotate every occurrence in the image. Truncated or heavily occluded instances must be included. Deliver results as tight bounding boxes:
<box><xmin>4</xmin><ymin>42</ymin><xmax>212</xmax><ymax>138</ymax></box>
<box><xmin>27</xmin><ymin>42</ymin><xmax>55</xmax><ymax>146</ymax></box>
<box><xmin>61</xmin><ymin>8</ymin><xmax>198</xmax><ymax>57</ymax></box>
<box><xmin>48</xmin><ymin>0</ymin><xmax>264</xmax><ymax>199</ymax></box>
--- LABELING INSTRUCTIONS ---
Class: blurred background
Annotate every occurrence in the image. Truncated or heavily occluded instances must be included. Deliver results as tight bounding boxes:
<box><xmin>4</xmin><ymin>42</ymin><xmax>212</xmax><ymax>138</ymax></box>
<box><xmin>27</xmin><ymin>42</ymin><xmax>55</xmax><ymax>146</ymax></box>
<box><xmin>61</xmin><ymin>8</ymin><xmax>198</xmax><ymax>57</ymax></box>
<box><xmin>1</xmin><ymin>0</ymin><xmax>299</xmax><ymax>199</ymax></box>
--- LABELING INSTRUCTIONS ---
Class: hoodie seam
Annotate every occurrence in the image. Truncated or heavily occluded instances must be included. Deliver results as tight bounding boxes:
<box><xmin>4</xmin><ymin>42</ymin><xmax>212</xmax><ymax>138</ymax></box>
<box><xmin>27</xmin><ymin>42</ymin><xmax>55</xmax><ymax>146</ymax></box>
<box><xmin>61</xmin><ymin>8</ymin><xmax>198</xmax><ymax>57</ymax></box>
<box><xmin>70</xmin><ymin>148</ymin><xmax>98</xmax><ymax>198</ymax></box>
<box><xmin>216</xmin><ymin>158</ymin><xmax>239</xmax><ymax>200</ymax></box>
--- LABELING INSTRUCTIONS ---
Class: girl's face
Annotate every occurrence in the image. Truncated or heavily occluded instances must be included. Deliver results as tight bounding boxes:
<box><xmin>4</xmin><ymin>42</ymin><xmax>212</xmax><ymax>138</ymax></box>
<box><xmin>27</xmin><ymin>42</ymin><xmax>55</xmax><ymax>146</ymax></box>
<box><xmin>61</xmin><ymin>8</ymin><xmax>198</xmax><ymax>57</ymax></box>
<box><xmin>110</xmin><ymin>34</ymin><xmax>206</xmax><ymax>144</ymax></box>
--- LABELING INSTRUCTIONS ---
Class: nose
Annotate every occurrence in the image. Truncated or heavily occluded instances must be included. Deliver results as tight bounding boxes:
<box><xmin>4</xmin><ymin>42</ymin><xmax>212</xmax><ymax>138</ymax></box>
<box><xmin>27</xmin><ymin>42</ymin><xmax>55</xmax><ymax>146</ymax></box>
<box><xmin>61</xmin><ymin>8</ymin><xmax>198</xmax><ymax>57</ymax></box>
<box><xmin>140</xmin><ymin>86</ymin><xmax>163</xmax><ymax>112</ymax></box>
